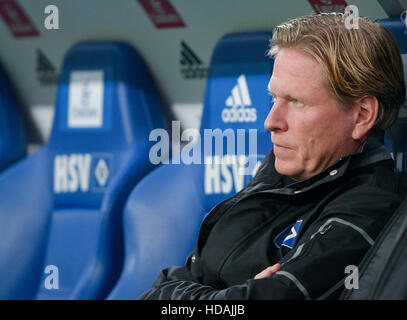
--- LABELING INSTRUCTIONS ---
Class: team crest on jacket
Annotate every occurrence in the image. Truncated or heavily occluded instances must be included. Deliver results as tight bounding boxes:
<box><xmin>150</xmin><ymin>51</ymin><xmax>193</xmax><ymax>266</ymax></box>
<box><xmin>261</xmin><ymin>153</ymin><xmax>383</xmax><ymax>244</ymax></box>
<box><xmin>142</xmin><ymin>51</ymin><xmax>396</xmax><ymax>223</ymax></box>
<box><xmin>274</xmin><ymin>220</ymin><xmax>302</xmax><ymax>249</ymax></box>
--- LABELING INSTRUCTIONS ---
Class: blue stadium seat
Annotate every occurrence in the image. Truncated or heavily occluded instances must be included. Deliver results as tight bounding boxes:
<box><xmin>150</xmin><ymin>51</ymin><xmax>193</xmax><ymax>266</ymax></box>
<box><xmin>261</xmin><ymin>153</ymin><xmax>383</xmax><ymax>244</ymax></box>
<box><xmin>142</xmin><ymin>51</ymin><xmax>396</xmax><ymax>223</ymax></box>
<box><xmin>379</xmin><ymin>18</ymin><xmax>407</xmax><ymax>172</ymax></box>
<box><xmin>0</xmin><ymin>41</ymin><xmax>167</xmax><ymax>299</ymax></box>
<box><xmin>0</xmin><ymin>64</ymin><xmax>26</xmax><ymax>172</ymax></box>
<box><xmin>107</xmin><ymin>32</ymin><xmax>274</xmax><ymax>299</ymax></box>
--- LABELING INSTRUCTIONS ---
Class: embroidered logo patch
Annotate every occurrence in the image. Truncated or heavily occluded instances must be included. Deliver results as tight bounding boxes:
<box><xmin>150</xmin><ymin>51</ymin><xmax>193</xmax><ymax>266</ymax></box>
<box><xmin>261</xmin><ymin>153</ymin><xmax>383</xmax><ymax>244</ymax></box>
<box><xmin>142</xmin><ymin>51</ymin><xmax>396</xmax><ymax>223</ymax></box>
<box><xmin>274</xmin><ymin>220</ymin><xmax>303</xmax><ymax>249</ymax></box>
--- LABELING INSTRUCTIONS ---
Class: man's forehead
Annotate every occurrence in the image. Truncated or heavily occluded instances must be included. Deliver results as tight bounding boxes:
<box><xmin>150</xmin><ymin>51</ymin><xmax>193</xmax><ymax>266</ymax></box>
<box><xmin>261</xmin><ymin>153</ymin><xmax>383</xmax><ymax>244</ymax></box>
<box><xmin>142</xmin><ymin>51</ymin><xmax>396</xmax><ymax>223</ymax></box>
<box><xmin>268</xmin><ymin>49</ymin><xmax>327</xmax><ymax>95</ymax></box>
<box><xmin>267</xmin><ymin>75</ymin><xmax>295</xmax><ymax>98</ymax></box>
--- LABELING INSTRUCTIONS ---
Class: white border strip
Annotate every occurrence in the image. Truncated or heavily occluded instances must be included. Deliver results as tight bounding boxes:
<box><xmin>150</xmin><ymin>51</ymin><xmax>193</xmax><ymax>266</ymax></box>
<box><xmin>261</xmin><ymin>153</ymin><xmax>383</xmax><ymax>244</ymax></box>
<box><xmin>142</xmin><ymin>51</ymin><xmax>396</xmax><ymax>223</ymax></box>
<box><xmin>275</xmin><ymin>270</ymin><xmax>311</xmax><ymax>300</ymax></box>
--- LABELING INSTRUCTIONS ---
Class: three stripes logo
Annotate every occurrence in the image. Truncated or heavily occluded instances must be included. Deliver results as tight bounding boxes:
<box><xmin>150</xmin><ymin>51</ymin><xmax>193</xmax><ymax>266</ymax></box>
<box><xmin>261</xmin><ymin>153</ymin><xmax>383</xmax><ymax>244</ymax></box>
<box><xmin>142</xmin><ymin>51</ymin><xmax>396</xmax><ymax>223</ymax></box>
<box><xmin>37</xmin><ymin>49</ymin><xmax>58</xmax><ymax>85</ymax></box>
<box><xmin>222</xmin><ymin>74</ymin><xmax>257</xmax><ymax>123</ymax></box>
<box><xmin>180</xmin><ymin>41</ymin><xmax>208</xmax><ymax>79</ymax></box>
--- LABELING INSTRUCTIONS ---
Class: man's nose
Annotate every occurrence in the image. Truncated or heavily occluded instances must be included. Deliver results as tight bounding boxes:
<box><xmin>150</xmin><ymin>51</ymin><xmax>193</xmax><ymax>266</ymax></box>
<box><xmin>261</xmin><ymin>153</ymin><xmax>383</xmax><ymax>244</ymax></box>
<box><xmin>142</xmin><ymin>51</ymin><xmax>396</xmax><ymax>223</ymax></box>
<box><xmin>264</xmin><ymin>100</ymin><xmax>288</xmax><ymax>132</ymax></box>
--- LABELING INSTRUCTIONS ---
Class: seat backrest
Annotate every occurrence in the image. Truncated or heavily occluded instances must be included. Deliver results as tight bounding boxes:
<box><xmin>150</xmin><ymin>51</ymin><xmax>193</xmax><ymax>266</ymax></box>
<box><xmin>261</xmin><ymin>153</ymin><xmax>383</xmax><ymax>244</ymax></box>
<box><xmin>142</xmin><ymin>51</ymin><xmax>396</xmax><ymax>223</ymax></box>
<box><xmin>107</xmin><ymin>32</ymin><xmax>274</xmax><ymax>299</ymax></box>
<box><xmin>0</xmin><ymin>64</ymin><xmax>26</xmax><ymax>172</ymax></box>
<box><xmin>200</xmin><ymin>32</ymin><xmax>273</xmax><ymax>209</ymax></box>
<box><xmin>0</xmin><ymin>41</ymin><xmax>166</xmax><ymax>299</ymax></box>
<box><xmin>381</xmin><ymin>18</ymin><xmax>407</xmax><ymax>172</ymax></box>
<box><xmin>49</xmin><ymin>41</ymin><xmax>165</xmax><ymax>208</ymax></box>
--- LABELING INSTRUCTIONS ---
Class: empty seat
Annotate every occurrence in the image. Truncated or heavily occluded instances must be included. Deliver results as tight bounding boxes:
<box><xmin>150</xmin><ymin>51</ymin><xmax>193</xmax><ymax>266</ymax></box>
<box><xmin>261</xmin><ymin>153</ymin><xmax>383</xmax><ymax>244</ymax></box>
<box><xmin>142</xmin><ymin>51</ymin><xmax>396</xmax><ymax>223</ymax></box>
<box><xmin>0</xmin><ymin>41</ymin><xmax>167</xmax><ymax>299</ymax></box>
<box><xmin>107</xmin><ymin>32</ymin><xmax>274</xmax><ymax>299</ymax></box>
<box><xmin>0</xmin><ymin>64</ymin><xmax>26</xmax><ymax>172</ymax></box>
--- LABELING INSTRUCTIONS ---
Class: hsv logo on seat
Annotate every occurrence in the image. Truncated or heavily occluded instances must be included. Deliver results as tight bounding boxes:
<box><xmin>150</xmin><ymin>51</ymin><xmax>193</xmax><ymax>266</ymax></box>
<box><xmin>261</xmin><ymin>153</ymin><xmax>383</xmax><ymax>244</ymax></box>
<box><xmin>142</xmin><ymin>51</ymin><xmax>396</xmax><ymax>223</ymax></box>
<box><xmin>53</xmin><ymin>153</ymin><xmax>112</xmax><ymax>193</ymax></box>
<box><xmin>221</xmin><ymin>74</ymin><xmax>257</xmax><ymax>123</ymax></box>
<box><xmin>204</xmin><ymin>154</ymin><xmax>263</xmax><ymax>194</ymax></box>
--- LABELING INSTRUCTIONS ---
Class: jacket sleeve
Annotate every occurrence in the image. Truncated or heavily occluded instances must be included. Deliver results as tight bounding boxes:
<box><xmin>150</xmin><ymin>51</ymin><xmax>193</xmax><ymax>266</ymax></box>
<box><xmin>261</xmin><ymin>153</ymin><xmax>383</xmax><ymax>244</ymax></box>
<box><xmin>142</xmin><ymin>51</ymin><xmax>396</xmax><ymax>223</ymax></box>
<box><xmin>138</xmin><ymin>216</ymin><xmax>375</xmax><ymax>300</ymax></box>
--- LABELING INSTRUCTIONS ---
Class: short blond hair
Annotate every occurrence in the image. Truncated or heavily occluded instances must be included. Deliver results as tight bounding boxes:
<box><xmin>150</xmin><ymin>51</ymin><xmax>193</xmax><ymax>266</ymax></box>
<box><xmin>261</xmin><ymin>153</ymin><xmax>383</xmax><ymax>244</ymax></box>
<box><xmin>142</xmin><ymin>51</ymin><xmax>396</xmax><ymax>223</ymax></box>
<box><xmin>269</xmin><ymin>13</ymin><xmax>405</xmax><ymax>131</ymax></box>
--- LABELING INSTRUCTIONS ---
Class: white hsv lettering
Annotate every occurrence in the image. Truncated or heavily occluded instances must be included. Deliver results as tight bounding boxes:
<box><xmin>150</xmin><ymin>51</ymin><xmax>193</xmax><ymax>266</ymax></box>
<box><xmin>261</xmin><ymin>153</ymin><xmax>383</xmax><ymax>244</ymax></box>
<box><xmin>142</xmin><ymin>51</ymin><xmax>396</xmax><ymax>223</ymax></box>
<box><xmin>77</xmin><ymin>154</ymin><xmax>91</xmax><ymax>191</ymax></box>
<box><xmin>205</xmin><ymin>155</ymin><xmax>221</xmax><ymax>194</ymax></box>
<box><xmin>54</xmin><ymin>154</ymin><xmax>91</xmax><ymax>193</ymax></box>
<box><xmin>205</xmin><ymin>155</ymin><xmax>260</xmax><ymax>194</ymax></box>
<box><xmin>54</xmin><ymin>155</ymin><xmax>68</xmax><ymax>193</ymax></box>
<box><xmin>68</xmin><ymin>154</ymin><xmax>79</xmax><ymax>192</ymax></box>
<box><xmin>221</xmin><ymin>156</ymin><xmax>233</xmax><ymax>194</ymax></box>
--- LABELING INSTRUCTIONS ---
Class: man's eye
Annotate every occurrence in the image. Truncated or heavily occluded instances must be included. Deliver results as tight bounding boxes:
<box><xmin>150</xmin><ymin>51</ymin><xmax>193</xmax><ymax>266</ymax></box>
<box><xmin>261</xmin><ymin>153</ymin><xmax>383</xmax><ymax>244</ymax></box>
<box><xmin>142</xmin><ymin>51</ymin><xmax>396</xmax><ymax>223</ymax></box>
<box><xmin>291</xmin><ymin>99</ymin><xmax>304</xmax><ymax>107</ymax></box>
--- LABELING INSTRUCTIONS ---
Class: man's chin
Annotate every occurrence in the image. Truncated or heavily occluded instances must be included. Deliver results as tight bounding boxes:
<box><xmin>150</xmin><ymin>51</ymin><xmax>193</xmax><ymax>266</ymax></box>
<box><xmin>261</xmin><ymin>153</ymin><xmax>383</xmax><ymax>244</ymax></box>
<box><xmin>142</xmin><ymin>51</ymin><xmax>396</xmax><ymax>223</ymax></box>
<box><xmin>274</xmin><ymin>158</ymin><xmax>303</xmax><ymax>181</ymax></box>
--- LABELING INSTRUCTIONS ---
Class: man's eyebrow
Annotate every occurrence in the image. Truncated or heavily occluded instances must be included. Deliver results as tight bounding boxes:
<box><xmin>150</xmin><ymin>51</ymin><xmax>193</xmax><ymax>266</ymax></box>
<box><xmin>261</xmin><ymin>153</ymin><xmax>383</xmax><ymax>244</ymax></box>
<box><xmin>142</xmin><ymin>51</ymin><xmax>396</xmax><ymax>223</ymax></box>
<box><xmin>268</xmin><ymin>88</ymin><xmax>297</xmax><ymax>101</ymax></box>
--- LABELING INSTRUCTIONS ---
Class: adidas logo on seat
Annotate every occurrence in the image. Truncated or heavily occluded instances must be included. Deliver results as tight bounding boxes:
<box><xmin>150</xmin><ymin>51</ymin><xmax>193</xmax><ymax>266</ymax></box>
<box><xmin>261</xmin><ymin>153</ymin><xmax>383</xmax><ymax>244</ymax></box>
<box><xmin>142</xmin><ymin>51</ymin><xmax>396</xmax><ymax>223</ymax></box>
<box><xmin>37</xmin><ymin>49</ymin><xmax>58</xmax><ymax>85</ymax></box>
<box><xmin>180</xmin><ymin>41</ymin><xmax>208</xmax><ymax>79</ymax></box>
<box><xmin>221</xmin><ymin>74</ymin><xmax>257</xmax><ymax>123</ymax></box>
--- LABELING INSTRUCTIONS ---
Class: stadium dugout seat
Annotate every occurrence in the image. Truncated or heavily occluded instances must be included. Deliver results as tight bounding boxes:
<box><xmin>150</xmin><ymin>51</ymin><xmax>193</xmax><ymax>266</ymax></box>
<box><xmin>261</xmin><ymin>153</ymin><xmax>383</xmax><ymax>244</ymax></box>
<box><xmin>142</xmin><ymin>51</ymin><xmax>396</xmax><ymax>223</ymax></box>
<box><xmin>381</xmin><ymin>18</ymin><xmax>407</xmax><ymax>172</ymax></box>
<box><xmin>107</xmin><ymin>32</ymin><xmax>275</xmax><ymax>299</ymax></box>
<box><xmin>0</xmin><ymin>64</ymin><xmax>26</xmax><ymax>172</ymax></box>
<box><xmin>0</xmin><ymin>41</ymin><xmax>167</xmax><ymax>299</ymax></box>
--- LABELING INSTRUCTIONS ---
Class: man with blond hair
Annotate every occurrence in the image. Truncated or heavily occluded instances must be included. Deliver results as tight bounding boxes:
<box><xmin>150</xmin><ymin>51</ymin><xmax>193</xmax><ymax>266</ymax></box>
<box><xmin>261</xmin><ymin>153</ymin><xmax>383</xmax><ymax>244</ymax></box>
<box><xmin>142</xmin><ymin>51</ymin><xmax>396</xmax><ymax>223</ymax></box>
<box><xmin>140</xmin><ymin>13</ymin><xmax>407</xmax><ymax>300</ymax></box>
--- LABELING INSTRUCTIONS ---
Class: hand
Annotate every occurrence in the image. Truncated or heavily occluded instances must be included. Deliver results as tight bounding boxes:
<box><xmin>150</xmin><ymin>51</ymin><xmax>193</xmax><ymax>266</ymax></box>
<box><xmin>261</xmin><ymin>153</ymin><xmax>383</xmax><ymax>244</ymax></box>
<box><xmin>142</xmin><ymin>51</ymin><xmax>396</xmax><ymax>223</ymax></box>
<box><xmin>254</xmin><ymin>263</ymin><xmax>282</xmax><ymax>279</ymax></box>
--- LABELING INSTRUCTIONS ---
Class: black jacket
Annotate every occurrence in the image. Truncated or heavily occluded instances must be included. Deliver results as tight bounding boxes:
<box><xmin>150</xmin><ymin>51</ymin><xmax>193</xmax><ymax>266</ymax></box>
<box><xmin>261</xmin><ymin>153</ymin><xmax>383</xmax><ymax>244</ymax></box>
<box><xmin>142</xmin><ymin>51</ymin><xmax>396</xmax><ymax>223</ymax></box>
<box><xmin>139</xmin><ymin>133</ymin><xmax>407</xmax><ymax>300</ymax></box>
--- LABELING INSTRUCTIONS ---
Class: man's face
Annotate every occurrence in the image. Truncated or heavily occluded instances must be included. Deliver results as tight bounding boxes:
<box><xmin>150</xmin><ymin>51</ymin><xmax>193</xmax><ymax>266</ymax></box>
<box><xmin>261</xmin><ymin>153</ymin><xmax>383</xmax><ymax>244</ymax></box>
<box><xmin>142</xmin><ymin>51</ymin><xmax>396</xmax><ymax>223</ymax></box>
<box><xmin>265</xmin><ymin>47</ymin><xmax>360</xmax><ymax>181</ymax></box>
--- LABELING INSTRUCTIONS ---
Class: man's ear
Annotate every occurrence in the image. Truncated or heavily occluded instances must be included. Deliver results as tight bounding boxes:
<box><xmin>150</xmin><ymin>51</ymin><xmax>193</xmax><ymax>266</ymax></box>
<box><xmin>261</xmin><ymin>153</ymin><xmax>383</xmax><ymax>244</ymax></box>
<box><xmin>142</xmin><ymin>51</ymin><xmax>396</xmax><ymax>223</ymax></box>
<box><xmin>351</xmin><ymin>96</ymin><xmax>379</xmax><ymax>141</ymax></box>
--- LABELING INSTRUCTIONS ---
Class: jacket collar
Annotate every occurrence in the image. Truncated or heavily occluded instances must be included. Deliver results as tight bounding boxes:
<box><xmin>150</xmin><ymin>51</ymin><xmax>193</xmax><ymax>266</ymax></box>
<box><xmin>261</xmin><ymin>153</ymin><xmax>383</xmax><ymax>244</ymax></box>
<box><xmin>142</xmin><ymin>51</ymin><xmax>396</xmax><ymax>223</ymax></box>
<box><xmin>348</xmin><ymin>131</ymin><xmax>392</xmax><ymax>171</ymax></box>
